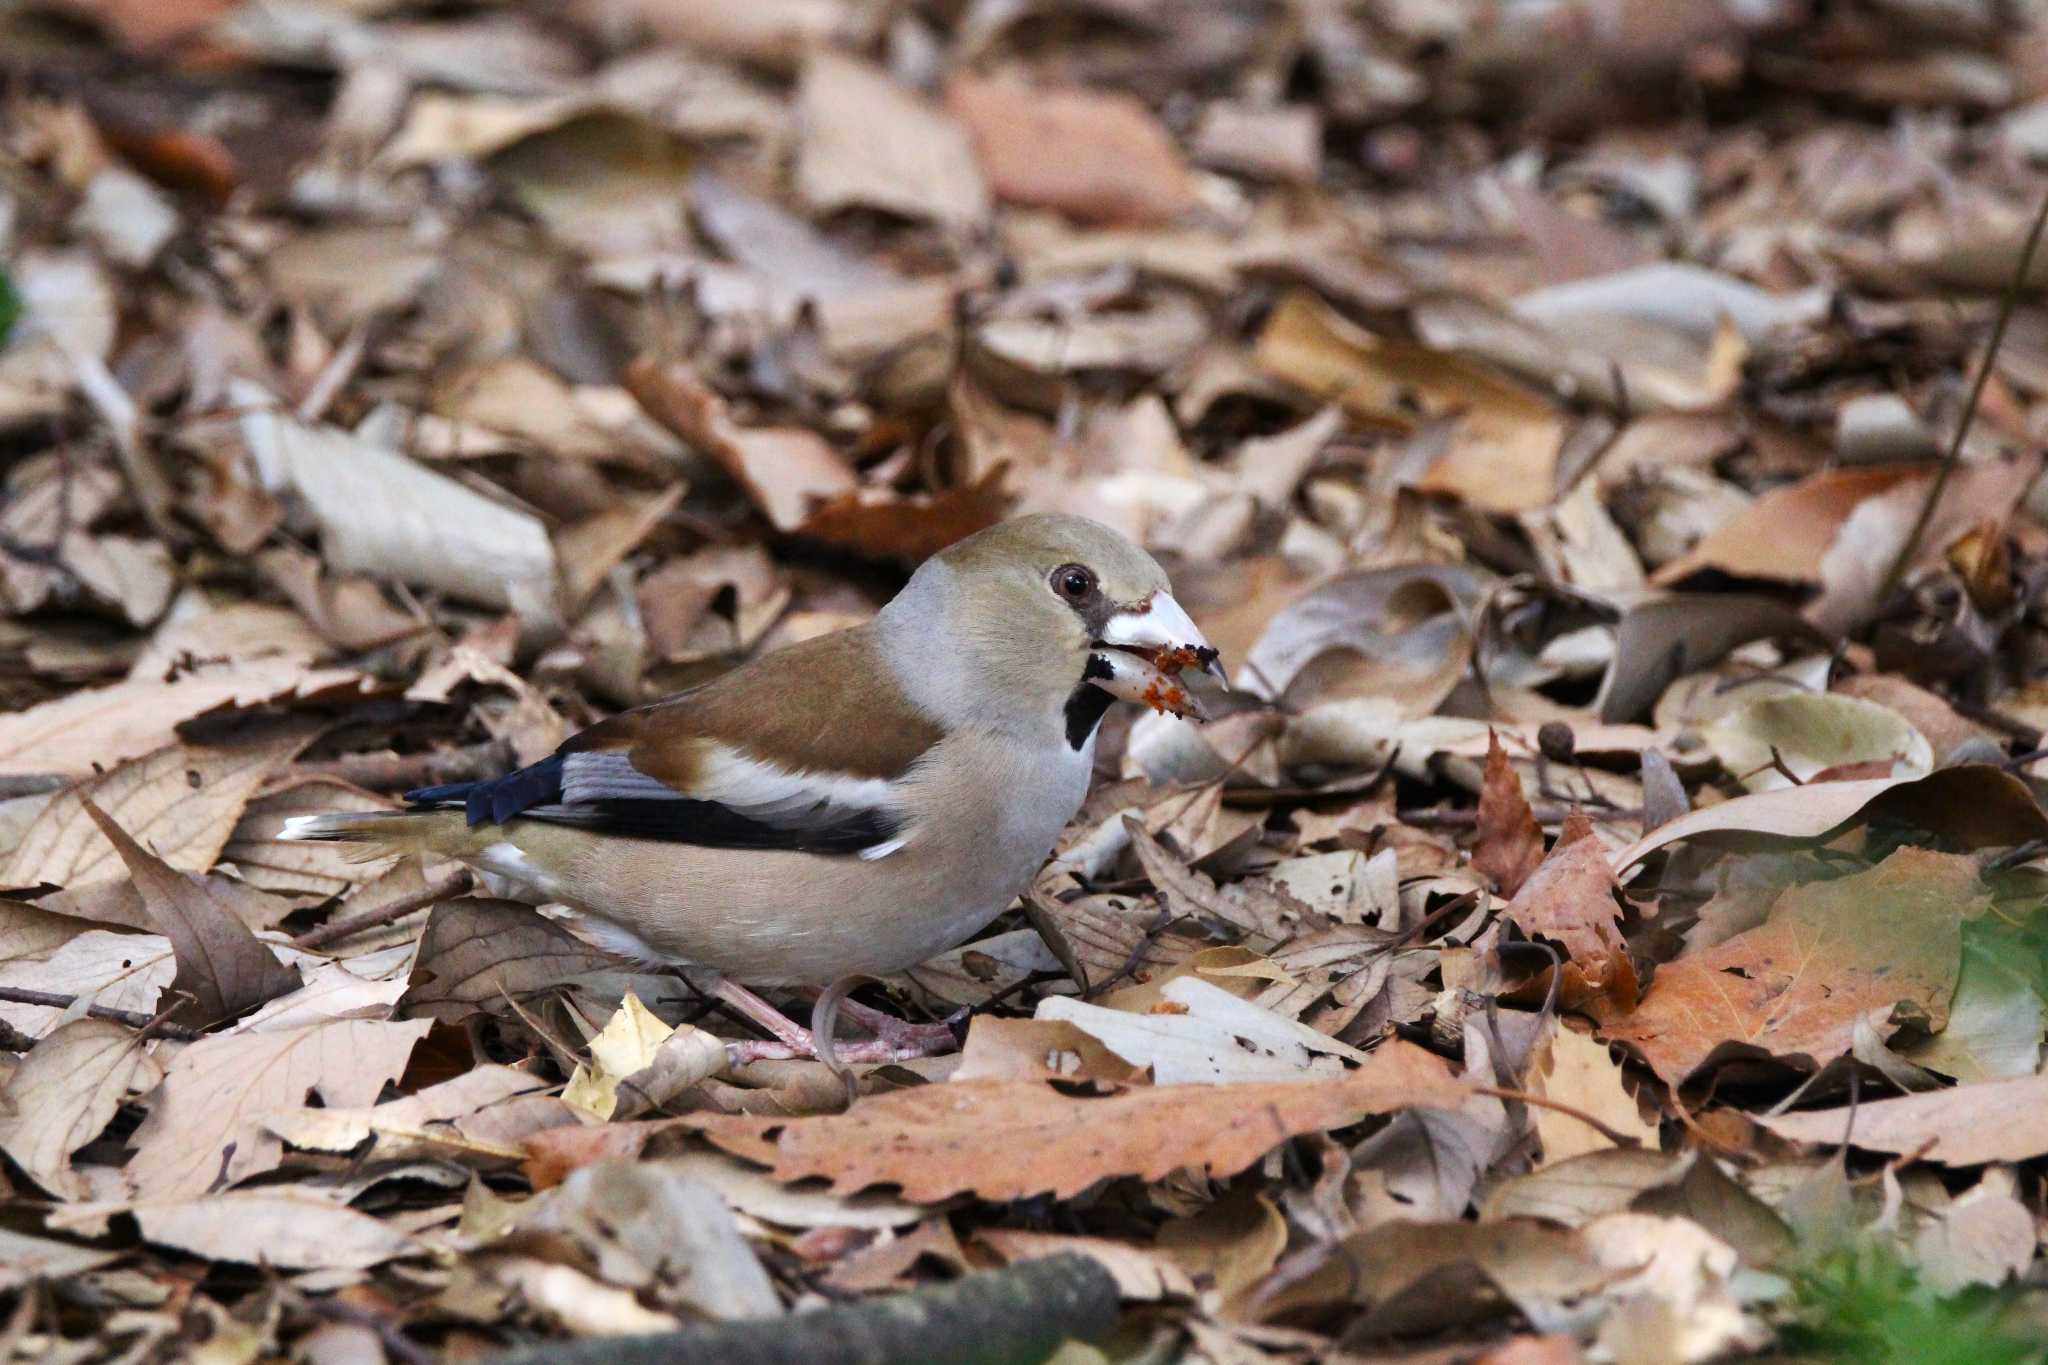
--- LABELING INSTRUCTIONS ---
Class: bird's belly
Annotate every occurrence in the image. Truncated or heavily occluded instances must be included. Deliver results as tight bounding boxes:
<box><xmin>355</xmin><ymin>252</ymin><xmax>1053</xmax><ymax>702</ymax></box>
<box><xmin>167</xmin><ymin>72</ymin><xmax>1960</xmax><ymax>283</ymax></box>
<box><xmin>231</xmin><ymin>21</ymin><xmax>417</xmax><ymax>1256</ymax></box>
<box><xmin>509</xmin><ymin>811</ymin><xmax>1068</xmax><ymax>986</ymax></box>
<box><xmin>499</xmin><ymin>730</ymin><xmax>1091</xmax><ymax>986</ymax></box>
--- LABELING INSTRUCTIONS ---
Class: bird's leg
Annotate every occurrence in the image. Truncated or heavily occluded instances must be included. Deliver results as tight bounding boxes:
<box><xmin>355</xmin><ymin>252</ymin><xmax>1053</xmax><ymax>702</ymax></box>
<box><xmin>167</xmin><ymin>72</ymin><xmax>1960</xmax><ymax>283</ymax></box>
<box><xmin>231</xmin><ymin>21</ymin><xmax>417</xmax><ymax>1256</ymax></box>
<box><xmin>710</xmin><ymin>978</ymin><xmax>815</xmax><ymax>1053</ymax></box>
<box><xmin>712</xmin><ymin>977</ymin><xmax>960</xmax><ymax>1070</ymax></box>
<box><xmin>831</xmin><ymin>995</ymin><xmax>966</xmax><ymax>1052</ymax></box>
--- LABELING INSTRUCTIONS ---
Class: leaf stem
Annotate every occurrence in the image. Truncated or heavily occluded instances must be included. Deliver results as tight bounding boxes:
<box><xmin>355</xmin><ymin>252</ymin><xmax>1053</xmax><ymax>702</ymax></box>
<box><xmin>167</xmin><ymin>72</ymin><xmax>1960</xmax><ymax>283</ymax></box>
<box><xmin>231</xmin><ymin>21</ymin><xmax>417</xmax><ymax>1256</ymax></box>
<box><xmin>1876</xmin><ymin>188</ymin><xmax>2048</xmax><ymax>604</ymax></box>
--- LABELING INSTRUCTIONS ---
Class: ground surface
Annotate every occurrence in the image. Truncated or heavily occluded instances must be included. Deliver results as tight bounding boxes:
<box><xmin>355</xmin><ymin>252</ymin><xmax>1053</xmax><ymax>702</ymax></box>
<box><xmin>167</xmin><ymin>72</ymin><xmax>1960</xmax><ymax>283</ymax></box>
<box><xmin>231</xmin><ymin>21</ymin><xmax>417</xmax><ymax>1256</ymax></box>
<box><xmin>7</xmin><ymin>0</ymin><xmax>2048</xmax><ymax>1361</ymax></box>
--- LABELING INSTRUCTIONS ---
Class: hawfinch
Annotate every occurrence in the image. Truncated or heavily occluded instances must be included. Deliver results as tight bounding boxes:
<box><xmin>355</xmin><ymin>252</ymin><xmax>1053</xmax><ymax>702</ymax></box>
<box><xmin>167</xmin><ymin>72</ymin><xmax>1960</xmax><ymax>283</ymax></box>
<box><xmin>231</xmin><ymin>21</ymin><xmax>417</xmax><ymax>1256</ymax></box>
<box><xmin>284</xmin><ymin>514</ymin><xmax>1220</xmax><ymax>1065</ymax></box>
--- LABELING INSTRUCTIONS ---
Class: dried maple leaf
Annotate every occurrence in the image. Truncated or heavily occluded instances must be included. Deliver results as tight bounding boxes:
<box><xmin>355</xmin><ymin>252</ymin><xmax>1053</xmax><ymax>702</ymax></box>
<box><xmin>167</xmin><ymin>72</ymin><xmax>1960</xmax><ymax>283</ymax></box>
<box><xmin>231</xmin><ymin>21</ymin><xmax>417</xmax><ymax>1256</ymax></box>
<box><xmin>1599</xmin><ymin>847</ymin><xmax>1976</xmax><ymax>1085</ymax></box>
<box><xmin>1475</xmin><ymin>732</ymin><xmax>1544</xmax><ymax>897</ymax></box>
<box><xmin>685</xmin><ymin>1041</ymin><xmax>1461</xmax><ymax>1202</ymax></box>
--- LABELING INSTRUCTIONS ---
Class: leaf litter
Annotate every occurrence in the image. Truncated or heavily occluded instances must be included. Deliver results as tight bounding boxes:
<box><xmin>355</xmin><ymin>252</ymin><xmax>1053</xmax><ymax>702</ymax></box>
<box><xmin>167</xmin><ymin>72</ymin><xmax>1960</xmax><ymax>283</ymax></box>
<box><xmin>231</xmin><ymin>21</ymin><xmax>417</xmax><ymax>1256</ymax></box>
<box><xmin>12</xmin><ymin>3</ymin><xmax>2048</xmax><ymax>1361</ymax></box>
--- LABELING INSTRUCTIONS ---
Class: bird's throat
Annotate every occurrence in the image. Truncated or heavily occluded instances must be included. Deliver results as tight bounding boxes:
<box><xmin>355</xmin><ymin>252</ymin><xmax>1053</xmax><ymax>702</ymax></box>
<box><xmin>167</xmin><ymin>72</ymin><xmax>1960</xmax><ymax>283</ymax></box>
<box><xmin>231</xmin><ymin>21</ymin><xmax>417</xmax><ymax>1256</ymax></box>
<box><xmin>1063</xmin><ymin>680</ymin><xmax>1116</xmax><ymax>751</ymax></box>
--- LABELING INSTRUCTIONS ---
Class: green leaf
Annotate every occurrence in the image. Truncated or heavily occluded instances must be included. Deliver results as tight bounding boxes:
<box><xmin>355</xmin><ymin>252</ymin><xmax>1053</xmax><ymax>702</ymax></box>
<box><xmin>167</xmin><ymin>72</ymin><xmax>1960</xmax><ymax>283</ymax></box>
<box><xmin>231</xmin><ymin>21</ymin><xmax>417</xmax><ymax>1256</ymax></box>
<box><xmin>0</xmin><ymin>269</ymin><xmax>19</xmax><ymax>347</ymax></box>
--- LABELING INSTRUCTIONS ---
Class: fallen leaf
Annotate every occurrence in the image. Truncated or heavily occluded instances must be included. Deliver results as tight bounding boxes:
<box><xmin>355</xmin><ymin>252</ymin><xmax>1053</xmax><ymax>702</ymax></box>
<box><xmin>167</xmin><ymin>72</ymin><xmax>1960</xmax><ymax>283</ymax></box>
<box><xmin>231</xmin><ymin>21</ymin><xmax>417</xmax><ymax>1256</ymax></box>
<box><xmin>1036</xmin><ymin>976</ymin><xmax>1368</xmax><ymax>1085</ymax></box>
<box><xmin>1758</xmin><ymin>1069</ymin><xmax>2048</xmax><ymax>1166</ymax></box>
<box><xmin>81</xmin><ymin>799</ymin><xmax>301</xmax><ymax>1028</ymax></box>
<box><xmin>1910</xmin><ymin>1169</ymin><xmax>2035</xmax><ymax>1293</ymax></box>
<box><xmin>513</xmin><ymin>1159</ymin><xmax>783</xmax><ymax>1319</ymax></box>
<box><xmin>1809</xmin><ymin>457</ymin><xmax>2039</xmax><ymax>635</ymax></box>
<box><xmin>625</xmin><ymin>356</ymin><xmax>856</xmax><ymax>532</ymax></box>
<box><xmin>976</xmin><ymin>1229</ymin><xmax>1195</xmax><ymax>1301</ymax></box>
<box><xmin>4</xmin><ymin>733</ymin><xmax>310</xmax><ymax>912</ymax></box>
<box><xmin>1899</xmin><ymin>924</ymin><xmax>2044</xmax><ymax>1082</ymax></box>
<box><xmin>797</xmin><ymin>52</ymin><xmax>988</xmax><ymax>226</ymax></box>
<box><xmin>948</xmin><ymin>75</ymin><xmax>1196</xmax><ymax>226</ymax></box>
<box><xmin>124</xmin><ymin>1016</ymin><xmax>433</xmax><ymax>1198</ymax></box>
<box><xmin>1504</xmin><ymin>814</ymin><xmax>1635</xmax><ymax>1012</ymax></box>
<box><xmin>235</xmin><ymin>383</ymin><xmax>560</xmax><ymax>629</ymax></box>
<box><xmin>563</xmin><ymin>992</ymin><xmax>725</xmax><ymax>1121</ymax></box>
<box><xmin>1254</xmin><ymin>291</ymin><xmax>1567</xmax><ymax>515</ymax></box>
<box><xmin>685</xmin><ymin>1040</ymin><xmax>1462</xmax><ymax>1201</ymax></box>
<box><xmin>1610</xmin><ymin>765</ymin><xmax>2048</xmax><ymax>873</ymax></box>
<box><xmin>397</xmin><ymin>897</ymin><xmax>676</xmax><ymax>1021</ymax></box>
<box><xmin>0</xmin><ymin>1019</ymin><xmax>161</xmax><ymax>1200</ymax></box>
<box><xmin>0</xmin><ymin>659</ymin><xmax>370</xmax><ymax>778</ymax></box>
<box><xmin>1475</xmin><ymin>732</ymin><xmax>1545</xmax><ymax>897</ymax></box>
<box><xmin>1599</xmin><ymin>847</ymin><xmax>1976</xmax><ymax>1084</ymax></box>
<box><xmin>1531</xmin><ymin>1027</ymin><xmax>1658</xmax><ymax>1167</ymax></box>
<box><xmin>124</xmin><ymin>1193</ymin><xmax>418</xmax><ymax>1269</ymax></box>
<box><xmin>1243</xmin><ymin>1218</ymin><xmax>1612</xmax><ymax>1332</ymax></box>
<box><xmin>0</xmin><ymin>1227</ymin><xmax>117</xmax><ymax>1290</ymax></box>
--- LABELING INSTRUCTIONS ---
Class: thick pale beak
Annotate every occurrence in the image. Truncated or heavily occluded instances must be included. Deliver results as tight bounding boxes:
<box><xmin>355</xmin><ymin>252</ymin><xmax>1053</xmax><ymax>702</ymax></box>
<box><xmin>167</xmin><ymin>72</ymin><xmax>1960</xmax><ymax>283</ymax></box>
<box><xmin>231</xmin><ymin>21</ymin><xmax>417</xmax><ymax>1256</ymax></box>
<box><xmin>1087</xmin><ymin>592</ymin><xmax>1223</xmax><ymax>721</ymax></box>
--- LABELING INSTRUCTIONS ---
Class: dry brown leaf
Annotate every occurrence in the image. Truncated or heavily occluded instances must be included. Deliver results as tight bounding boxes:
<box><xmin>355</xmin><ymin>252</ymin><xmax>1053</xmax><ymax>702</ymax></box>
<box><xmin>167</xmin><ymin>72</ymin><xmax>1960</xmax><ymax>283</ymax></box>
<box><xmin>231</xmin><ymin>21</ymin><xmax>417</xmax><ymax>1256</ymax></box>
<box><xmin>625</xmin><ymin>357</ymin><xmax>856</xmax><ymax>532</ymax></box>
<box><xmin>0</xmin><ymin>1018</ymin><xmax>162</xmax><ymax>1200</ymax></box>
<box><xmin>1126</xmin><ymin>817</ymin><xmax>1316</xmax><ymax>946</ymax></box>
<box><xmin>121</xmin><ymin>1193</ymin><xmax>418</xmax><ymax>1269</ymax></box>
<box><xmin>948</xmin><ymin>75</ymin><xmax>1197</xmax><ymax>226</ymax></box>
<box><xmin>1759</xmin><ymin>1071</ymin><xmax>2048</xmax><ymax>1165</ymax></box>
<box><xmin>1600</xmin><ymin>847</ymin><xmax>1976</xmax><ymax>1084</ymax></box>
<box><xmin>125</xmin><ymin>1016</ymin><xmax>433</xmax><ymax>1198</ymax></box>
<box><xmin>976</xmin><ymin>1229</ymin><xmax>1195</xmax><ymax>1301</ymax></box>
<box><xmin>952</xmin><ymin>1016</ymin><xmax>1145</xmax><ymax>1085</ymax></box>
<box><xmin>1254</xmin><ymin>291</ymin><xmax>1566</xmax><ymax>515</ymax></box>
<box><xmin>1808</xmin><ymin>456</ymin><xmax>2040</xmax><ymax>633</ymax></box>
<box><xmin>1243</xmin><ymin>1218</ymin><xmax>1613</xmax><ymax>1330</ymax></box>
<box><xmin>256</xmin><ymin>546</ymin><xmax>425</xmax><ymax>653</ymax></box>
<box><xmin>81</xmin><ymin>799</ymin><xmax>301</xmax><ymax>1028</ymax></box>
<box><xmin>1652</xmin><ymin>465</ymin><xmax>1918</xmax><ymax>586</ymax></box>
<box><xmin>797</xmin><ymin>52</ymin><xmax>988</xmax><ymax>226</ymax></box>
<box><xmin>684</xmin><ymin>1040</ymin><xmax>1462</xmax><ymax>1202</ymax></box>
<box><xmin>1531</xmin><ymin>1027</ymin><xmax>1659</xmax><ymax>1167</ymax></box>
<box><xmin>1504</xmin><ymin>813</ymin><xmax>1634</xmax><ymax>1013</ymax></box>
<box><xmin>52</xmin><ymin>0</ymin><xmax>235</xmax><ymax>53</ymax></box>
<box><xmin>554</xmin><ymin>483</ymin><xmax>684</xmax><ymax>613</ymax></box>
<box><xmin>397</xmin><ymin>896</ymin><xmax>670</xmax><ymax>1020</ymax></box>
<box><xmin>236</xmin><ymin>386</ymin><xmax>561</xmax><ymax>629</ymax></box>
<box><xmin>795</xmin><ymin>470</ymin><xmax>1012</xmax><ymax>565</ymax></box>
<box><xmin>4</xmin><ymin>732</ymin><xmax>309</xmax><ymax>910</ymax></box>
<box><xmin>0</xmin><ymin>928</ymin><xmax>176</xmax><ymax>1037</ymax></box>
<box><xmin>1610</xmin><ymin>765</ymin><xmax>2048</xmax><ymax>873</ymax></box>
<box><xmin>0</xmin><ymin>659</ymin><xmax>369</xmax><ymax>778</ymax></box>
<box><xmin>1475</xmin><ymin>732</ymin><xmax>1544</xmax><ymax>897</ymax></box>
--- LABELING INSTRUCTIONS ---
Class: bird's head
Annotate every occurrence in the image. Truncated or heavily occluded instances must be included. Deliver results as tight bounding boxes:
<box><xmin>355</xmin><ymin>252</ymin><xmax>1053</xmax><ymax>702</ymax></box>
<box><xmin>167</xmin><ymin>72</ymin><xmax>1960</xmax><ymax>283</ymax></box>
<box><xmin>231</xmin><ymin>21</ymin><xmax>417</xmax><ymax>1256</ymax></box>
<box><xmin>880</xmin><ymin>513</ymin><xmax>1222</xmax><ymax>745</ymax></box>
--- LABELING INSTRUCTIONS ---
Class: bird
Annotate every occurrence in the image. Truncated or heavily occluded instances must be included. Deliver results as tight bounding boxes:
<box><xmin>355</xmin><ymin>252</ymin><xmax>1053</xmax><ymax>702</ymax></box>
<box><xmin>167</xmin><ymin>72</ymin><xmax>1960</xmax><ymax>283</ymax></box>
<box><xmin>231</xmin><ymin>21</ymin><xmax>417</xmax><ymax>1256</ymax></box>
<box><xmin>281</xmin><ymin>513</ymin><xmax>1221</xmax><ymax>1071</ymax></box>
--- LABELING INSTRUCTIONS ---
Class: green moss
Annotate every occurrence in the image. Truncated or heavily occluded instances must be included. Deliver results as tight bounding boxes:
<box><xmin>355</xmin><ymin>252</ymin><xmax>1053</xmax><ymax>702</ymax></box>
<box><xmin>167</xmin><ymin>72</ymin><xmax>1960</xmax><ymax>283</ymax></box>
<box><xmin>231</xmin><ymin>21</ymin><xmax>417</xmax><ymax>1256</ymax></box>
<box><xmin>1784</xmin><ymin>1244</ymin><xmax>2043</xmax><ymax>1365</ymax></box>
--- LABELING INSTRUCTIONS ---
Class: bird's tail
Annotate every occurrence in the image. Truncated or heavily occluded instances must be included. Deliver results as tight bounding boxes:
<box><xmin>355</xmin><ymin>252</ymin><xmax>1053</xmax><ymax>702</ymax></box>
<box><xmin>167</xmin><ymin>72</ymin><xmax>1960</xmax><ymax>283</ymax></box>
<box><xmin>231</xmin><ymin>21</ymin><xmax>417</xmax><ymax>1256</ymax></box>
<box><xmin>277</xmin><ymin>809</ymin><xmax>485</xmax><ymax>862</ymax></box>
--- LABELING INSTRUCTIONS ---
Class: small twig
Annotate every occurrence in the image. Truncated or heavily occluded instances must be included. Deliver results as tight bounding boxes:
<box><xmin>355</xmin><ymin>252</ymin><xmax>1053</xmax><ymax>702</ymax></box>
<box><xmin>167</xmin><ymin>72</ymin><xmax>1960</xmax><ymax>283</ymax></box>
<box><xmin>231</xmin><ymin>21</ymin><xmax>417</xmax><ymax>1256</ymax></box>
<box><xmin>0</xmin><ymin>773</ymin><xmax>66</xmax><ymax>800</ymax></box>
<box><xmin>1876</xmin><ymin>186</ymin><xmax>2048</xmax><ymax>605</ymax></box>
<box><xmin>0</xmin><ymin>987</ymin><xmax>204</xmax><ymax>1041</ymax></box>
<box><xmin>292</xmin><ymin>868</ymin><xmax>473</xmax><ymax>950</ymax></box>
<box><xmin>295</xmin><ymin>741</ymin><xmax>514</xmax><ymax>793</ymax></box>
<box><xmin>1397</xmin><ymin>805</ymin><xmax>1642</xmax><ymax>829</ymax></box>
<box><xmin>1467</xmin><ymin>1083</ymin><xmax>1645</xmax><ymax>1149</ymax></box>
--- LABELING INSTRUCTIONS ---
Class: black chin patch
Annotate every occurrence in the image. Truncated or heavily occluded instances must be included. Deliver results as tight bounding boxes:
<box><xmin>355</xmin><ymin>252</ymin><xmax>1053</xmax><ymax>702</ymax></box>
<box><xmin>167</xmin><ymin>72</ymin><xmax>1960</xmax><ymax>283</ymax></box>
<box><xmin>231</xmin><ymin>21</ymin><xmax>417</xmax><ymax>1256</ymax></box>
<box><xmin>1064</xmin><ymin>654</ymin><xmax>1117</xmax><ymax>750</ymax></box>
<box><xmin>1064</xmin><ymin>685</ymin><xmax>1115</xmax><ymax>751</ymax></box>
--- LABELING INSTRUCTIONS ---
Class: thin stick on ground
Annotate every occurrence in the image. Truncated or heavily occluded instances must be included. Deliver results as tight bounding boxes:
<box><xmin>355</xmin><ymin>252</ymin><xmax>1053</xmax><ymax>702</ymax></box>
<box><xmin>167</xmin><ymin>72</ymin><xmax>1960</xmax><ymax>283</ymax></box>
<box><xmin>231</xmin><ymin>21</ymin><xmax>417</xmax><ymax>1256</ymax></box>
<box><xmin>292</xmin><ymin>868</ymin><xmax>474</xmax><ymax>950</ymax></box>
<box><xmin>1876</xmin><ymin>187</ymin><xmax>2048</xmax><ymax>605</ymax></box>
<box><xmin>0</xmin><ymin>988</ymin><xmax>205</xmax><ymax>1041</ymax></box>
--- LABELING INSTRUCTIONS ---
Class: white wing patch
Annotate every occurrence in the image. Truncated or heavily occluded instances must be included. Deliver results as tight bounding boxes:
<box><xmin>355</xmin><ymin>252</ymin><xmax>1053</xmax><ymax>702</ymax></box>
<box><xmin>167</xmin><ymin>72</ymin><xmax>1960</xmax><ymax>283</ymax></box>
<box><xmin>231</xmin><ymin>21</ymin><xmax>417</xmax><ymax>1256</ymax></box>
<box><xmin>562</xmin><ymin>748</ymin><xmax>905</xmax><ymax>832</ymax></box>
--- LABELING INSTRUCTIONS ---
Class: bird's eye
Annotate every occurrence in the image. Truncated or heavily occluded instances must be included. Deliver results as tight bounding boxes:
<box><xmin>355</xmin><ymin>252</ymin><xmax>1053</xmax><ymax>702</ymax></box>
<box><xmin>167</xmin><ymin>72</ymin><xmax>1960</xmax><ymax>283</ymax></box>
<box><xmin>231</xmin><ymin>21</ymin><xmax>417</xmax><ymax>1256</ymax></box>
<box><xmin>1051</xmin><ymin>564</ymin><xmax>1096</xmax><ymax>602</ymax></box>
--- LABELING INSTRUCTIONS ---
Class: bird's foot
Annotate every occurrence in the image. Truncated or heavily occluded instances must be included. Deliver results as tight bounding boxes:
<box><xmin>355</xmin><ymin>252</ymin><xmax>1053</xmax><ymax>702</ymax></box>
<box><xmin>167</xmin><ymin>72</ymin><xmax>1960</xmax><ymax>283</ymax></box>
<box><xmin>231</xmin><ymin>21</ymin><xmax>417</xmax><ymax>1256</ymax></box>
<box><xmin>722</xmin><ymin>1034</ymin><xmax>958</xmax><ymax>1067</ymax></box>
<box><xmin>833</xmin><ymin>996</ymin><xmax>966</xmax><ymax>1053</ymax></box>
<box><xmin>710</xmin><ymin>977</ymin><xmax>960</xmax><ymax>1075</ymax></box>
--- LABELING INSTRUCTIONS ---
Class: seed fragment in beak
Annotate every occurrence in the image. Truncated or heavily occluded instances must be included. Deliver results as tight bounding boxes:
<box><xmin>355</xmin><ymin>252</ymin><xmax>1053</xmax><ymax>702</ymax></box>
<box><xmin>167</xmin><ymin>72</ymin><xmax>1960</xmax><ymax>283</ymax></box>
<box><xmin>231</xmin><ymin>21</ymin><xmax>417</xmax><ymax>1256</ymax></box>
<box><xmin>1086</xmin><ymin>649</ymin><xmax>1209</xmax><ymax>721</ymax></box>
